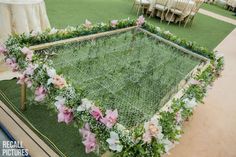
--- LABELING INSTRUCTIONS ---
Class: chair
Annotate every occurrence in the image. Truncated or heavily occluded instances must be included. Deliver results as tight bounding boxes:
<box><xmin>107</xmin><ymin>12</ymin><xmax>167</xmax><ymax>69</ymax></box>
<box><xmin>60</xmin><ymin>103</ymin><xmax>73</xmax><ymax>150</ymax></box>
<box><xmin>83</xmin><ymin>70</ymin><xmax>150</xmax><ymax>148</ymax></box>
<box><xmin>166</xmin><ymin>0</ymin><xmax>184</xmax><ymax>25</ymax></box>
<box><xmin>132</xmin><ymin>0</ymin><xmax>151</xmax><ymax>16</ymax></box>
<box><xmin>149</xmin><ymin>0</ymin><xmax>169</xmax><ymax>22</ymax></box>
<box><xmin>184</xmin><ymin>0</ymin><xmax>204</xmax><ymax>27</ymax></box>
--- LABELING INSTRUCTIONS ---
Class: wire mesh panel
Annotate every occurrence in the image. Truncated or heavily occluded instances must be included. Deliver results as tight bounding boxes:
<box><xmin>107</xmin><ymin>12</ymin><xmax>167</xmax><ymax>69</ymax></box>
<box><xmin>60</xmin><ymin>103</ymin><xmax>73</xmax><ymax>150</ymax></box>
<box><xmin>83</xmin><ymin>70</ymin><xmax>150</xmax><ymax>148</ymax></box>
<box><xmin>36</xmin><ymin>29</ymin><xmax>202</xmax><ymax>128</ymax></box>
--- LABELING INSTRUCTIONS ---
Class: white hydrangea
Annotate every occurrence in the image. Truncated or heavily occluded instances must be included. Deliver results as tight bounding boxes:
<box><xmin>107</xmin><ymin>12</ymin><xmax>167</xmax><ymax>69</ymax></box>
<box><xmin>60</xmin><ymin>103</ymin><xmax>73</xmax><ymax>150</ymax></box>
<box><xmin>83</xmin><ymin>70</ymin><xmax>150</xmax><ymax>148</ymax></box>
<box><xmin>183</xmin><ymin>98</ymin><xmax>197</xmax><ymax>109</ymax></box>
<box><xmin>77</xmin><ymin>98</ymin><xmax>93</xmax><ymax>112</ymax></box>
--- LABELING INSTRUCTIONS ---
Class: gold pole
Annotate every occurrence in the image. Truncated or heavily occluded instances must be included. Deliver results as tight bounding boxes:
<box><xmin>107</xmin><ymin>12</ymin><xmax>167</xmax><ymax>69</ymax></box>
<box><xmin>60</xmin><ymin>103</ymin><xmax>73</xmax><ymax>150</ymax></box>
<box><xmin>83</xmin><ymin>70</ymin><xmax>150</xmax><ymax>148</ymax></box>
<box><xmin>20</xmin><ymin>83</ymin><xmax>26</xmax><ymax>111</ymax></box>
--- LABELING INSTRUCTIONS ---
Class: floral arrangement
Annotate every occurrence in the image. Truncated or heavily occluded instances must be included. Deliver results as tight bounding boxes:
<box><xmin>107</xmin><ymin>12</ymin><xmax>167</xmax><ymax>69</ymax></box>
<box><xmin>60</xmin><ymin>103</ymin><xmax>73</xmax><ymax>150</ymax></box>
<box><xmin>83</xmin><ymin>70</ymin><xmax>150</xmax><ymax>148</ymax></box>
<box><xmin>0</xmin><ymin>16</ymin><xmax>224</xmax><ymax>157</ymax></box>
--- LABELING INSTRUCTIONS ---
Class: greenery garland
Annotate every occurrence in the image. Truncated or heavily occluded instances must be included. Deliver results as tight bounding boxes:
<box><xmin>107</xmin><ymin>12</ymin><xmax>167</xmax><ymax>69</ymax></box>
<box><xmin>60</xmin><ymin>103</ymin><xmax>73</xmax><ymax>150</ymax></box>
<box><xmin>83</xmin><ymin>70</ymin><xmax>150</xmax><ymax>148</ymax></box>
<box><xmin>0</xmin><ymin>16</ymin><xmax>224</xmax><ymax>157</ymax></box>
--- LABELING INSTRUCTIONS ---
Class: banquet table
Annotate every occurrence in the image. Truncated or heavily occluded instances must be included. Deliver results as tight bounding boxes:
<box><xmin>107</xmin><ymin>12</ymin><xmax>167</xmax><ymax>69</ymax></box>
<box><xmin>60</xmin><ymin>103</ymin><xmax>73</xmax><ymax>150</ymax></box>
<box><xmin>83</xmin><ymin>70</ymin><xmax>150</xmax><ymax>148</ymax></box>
<box><xmin>227</xmin><ymin>0</ymin><xmax>236</xmax><ymax>8</ymax></box>
<box><xmin>0</xmin><ymin>0</ymin><xmax>51</xmax><ymax>42</ymax></box>
<box><xmin>149</xmin><ymin>0</ymin><xmax>196</xmax><ymax>22</ymax></box>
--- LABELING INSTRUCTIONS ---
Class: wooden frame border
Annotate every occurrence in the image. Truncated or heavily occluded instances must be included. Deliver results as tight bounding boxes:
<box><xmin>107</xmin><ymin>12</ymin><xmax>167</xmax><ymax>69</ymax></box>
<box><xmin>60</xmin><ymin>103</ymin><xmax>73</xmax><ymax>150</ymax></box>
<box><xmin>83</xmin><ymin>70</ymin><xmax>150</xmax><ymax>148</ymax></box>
<box><xmin>21</xmin><ymin>26</ymin><xmax>210</xmax><ymax>129</ymax></box>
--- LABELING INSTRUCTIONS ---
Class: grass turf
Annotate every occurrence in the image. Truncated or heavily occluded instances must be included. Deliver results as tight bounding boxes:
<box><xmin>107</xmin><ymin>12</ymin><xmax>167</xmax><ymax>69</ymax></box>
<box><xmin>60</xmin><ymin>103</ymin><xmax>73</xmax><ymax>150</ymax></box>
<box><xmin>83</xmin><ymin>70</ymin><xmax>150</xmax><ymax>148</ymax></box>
<box><xmin>44</xmin><ymin>29</ymin><xmax>201</xmax><ymax>127</ymax></box>
<box><xmin>45</xmin><ymin>0</ymin><xmax>235</xmax><ymax>50</ymax></box>
<box><xmin>0</xmin><ymin>0</ymin><xmax>235</xmax><ymax>156</ymax></box>
<box><xmin>201</xmin><ymin>3</ymin><xmax>236</xmax><ymax>20</ymax></box>
<box><xmin>0</xmin><ymin>80</ymin><xmax>96</xmax><ymax>157</ymax></box>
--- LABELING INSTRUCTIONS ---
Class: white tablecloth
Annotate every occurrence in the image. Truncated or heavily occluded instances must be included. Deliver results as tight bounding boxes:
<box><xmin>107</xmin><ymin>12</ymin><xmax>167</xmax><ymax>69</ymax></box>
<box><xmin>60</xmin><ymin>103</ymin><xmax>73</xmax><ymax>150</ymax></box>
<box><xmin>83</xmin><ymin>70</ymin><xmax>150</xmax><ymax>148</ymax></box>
<box><xmin>227</xmin><ymin>0</ymin><xmax>236</xmax><ymax>7</ymax></box>
<box><xmin>0</xmin><ymin>0</ymin><xmax>51</xmax><ymax>42</ymax></box>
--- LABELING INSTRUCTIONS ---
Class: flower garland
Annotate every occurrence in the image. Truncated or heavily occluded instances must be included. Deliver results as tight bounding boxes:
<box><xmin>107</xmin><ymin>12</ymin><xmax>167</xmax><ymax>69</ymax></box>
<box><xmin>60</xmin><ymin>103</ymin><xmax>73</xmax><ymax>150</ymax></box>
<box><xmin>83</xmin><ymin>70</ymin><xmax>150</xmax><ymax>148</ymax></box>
<box><xmin>0</xmin><ymin>16</ymin><xmax>223</xmax><ymax>156</ymax></box>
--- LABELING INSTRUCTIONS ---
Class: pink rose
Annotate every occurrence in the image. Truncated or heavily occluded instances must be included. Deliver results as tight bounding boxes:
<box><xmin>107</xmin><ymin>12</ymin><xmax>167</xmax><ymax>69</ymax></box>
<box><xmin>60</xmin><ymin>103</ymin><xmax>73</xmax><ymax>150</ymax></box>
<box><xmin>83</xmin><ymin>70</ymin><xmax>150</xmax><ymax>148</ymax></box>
<box><xmin>21</xmin><ymin>47</ymin><xmax>34</xmax><ymax>61</ymax></box>
<box><xmin>57</xmin><ymin>104</ymin><xmax>74</xmax><ymax>124</ymax></box>
<box><xmin>90</xmin><ymin>106</ymin><xmax>103</xmax><ymax>120</ymax></box>
<box><xmin>100</xmin><ymin>109</ymin><xmax>118</xmax><ymax>128</ymax></box>
<box><xmin>111</xmin><ymin>20</ymin><xmax>118</xmax><ymax>28</ymax></box>
<box><xmin>34</xmin><ymin>86</ymin><xmax>47</xmax><ymax>102</ymax></box>
<box><xmin>136</xmin><ymin>15</ymin><xmax>145</xmax><ymax>27</ymax></box>
<box><xmin>52</xmin><ymin>75</ymin><xmax>67</xmax><ymax>89</ymax></box>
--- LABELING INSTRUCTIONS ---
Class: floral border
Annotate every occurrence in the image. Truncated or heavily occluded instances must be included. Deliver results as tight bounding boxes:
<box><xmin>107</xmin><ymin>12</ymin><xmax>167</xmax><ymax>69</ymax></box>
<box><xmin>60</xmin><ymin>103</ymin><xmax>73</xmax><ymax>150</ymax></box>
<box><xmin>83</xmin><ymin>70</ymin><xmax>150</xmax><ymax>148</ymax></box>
<box><xmin>0</xmin><ymin>16</ymin><xmax>224</xmax><ymax>157</ymax></box>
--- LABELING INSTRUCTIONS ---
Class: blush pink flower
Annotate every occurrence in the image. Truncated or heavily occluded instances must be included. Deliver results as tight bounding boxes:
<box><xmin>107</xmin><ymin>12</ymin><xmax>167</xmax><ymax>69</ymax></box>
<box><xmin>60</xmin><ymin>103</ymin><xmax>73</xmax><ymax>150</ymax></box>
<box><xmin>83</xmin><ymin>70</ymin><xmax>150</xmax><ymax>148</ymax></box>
<box><xmin>52</xmin><ymin>75</ymin><xmax>67</xmax><ymax>89</ymax></box>
<box><xmin>189</xmin><ymin>78</ymin><xmax>200</xmax><ymax>85</ymax></box>
<box><xmin>136</xmin><ymin>15</ymin><xmax>145</xmax><ymax>27</ymax></box>
<box><xmin>79</xmin><ymin>123</ymin><xmax>91</xmax><ymax>139</ymax></box>
<box><xmin>34</xmin><ymin>86</ymin><xmax>47</xmax><ymax>102</ymax></box>
<box><xmin>143</xmin><ymin>116</ymin><xmax>163</xmax><ymax>143</ymax></box>
<box><xmin>100</xmin><ymin>109</ymin><xmax>118</xmax><ymax>128</ymax></box>
<box><xmin>90</xmin><ymin>106</ymin><xmax>103</xmax><ymax>120</ymax></box>
<box><xmin>0</xmin><ymin>44</ymin><xmax>7</xmax><ymax>55</ymax></box>
<box><xmin>82</xmin><ymin>133</ymin><xmax>97</xmax><ymax>153</ymax></box>
<box><xmin>80</xmin><ymin>123</ymin><xmax>97</xmax><ymax>153</ymax></box>
<box><xmin>17</xmin><ymin>75</ymin><xmax>32</xmax><ymax>88</ymax></box>
<box><xmin>57</xmin><ymin>104</ymin><xmax>74</xmax><ymax>124</ymax></box>
<box><xmin>111</xmin><ymin>20</ymin><xmax>118</xmax><ymax>28</ymax></box>
<box><xmin>24</xmin><ymin>77</ymin><xmax>33</xmax><ymax>87</ymax></box>
<box><xmin>5</xmin><ymin>58</ymin><xmax>19</xmax><ymax>71</ymax></box>
<box><xmin>175</xmin><ymin>110</ymin><xmax>182</xmax><ymax>124</ymax></box>
<box><xmin>21</xmin><ymin>47</ymin><xmax>34</xmax><ymax>61</ymax></box>
<box><xmin>84</xmin><ymin>19</ymin><xmax>92</xmax><ymax>29</ymax></box>
<box><xmin>17</xmin><ymin>75</ymin><xmax>26</xmax><ymax>85</ymax></box>
<box><xmin>23</xmin><ymin>63</ymin><xmax>38</xmax><ymax>76</ymax></box>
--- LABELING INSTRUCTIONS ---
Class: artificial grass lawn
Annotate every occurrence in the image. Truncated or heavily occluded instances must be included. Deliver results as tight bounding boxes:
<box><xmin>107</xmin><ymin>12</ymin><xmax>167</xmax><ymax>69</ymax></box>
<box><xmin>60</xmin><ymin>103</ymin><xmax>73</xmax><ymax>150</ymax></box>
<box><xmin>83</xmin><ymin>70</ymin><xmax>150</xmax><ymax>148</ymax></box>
<box><xmin>0</xmin><ymin>80</ymin><xmax>96</xmax><ymax>157</ymax></box>
<box><xmin>44</xmin><ymin>29</ymin><xmax>201</xmax><ymax>127</ymax></box>
<box><xmin>201</xmin><ymin>3</ymin><xmax>236</xmax><ymax>20</ymax></box>
<box><xmin>0</xmin><ymin>0</ymin><xmax>235</xmax><ymax>156</ymax></box>
<box><xmin>45</xmin><ymin>0</ymin><xmax>235</xmax><ymax>50</ymax></box>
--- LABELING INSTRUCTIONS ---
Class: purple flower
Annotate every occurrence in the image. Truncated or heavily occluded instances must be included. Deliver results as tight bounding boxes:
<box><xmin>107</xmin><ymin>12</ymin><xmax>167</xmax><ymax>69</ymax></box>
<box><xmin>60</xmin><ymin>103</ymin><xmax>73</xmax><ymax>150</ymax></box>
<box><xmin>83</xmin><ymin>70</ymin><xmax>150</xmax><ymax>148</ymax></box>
<box><xmin>90</xmin><ymin>106</ymin><xmax>103</xmax><ymax>120</ymax></box>
<box><xmin>100</xmin><ymin>109</ymin><xmax>118</xmax><ymax>128</ymax></box>
<box><xmin>57</xmin><ymin>104</ymin><xmax>74</xmax><ymax>124</ymax></box>
<box><xmin>136</xmin><ymin>15</ymin><xmax>145</xmax><ymax>27</ymax></box>
<box><xmin>34</xmin><ymin>86</ymin><xmax>47</xmax><ymax>102</ymax></box>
